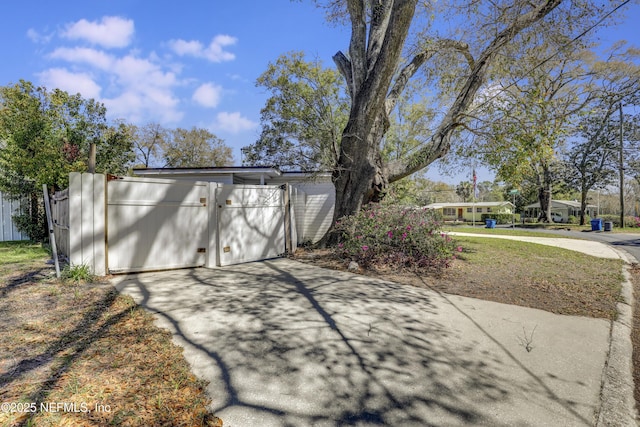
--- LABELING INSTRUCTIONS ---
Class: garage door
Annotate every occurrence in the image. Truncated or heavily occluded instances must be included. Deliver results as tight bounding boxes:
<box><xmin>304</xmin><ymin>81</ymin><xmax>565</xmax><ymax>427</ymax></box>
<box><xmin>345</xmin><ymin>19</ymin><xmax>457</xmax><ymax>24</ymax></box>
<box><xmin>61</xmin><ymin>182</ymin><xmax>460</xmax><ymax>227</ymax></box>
<box><xmin>107</xmin><ymin>177</ymin><xmax>208</xmax><ymax>273</ymax></box>
<box><xmin>216</xmin><ymin>185</ymin><xmax>285</xmax><ymax>266</ymax></box>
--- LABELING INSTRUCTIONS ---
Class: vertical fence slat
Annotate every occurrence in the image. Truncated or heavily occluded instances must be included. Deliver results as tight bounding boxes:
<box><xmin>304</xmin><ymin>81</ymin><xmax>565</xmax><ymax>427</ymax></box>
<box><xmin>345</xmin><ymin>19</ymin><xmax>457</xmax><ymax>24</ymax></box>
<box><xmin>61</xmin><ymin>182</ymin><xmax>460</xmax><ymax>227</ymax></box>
<box><xmin>69</xmin><ymin>172</ymin><xmax>82</xmax><ymax>267</ymax></box>
<box><xmin>92</xmin><ymin>174</ymin><xmax>106</xmax><ymax>275</ymax></box>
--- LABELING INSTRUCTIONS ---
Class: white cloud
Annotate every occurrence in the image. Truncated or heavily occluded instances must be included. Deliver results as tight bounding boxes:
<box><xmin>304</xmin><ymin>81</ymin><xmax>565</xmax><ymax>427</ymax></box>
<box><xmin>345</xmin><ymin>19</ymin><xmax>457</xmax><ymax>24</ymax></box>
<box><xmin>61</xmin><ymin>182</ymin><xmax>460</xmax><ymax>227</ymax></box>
<box><xmin>100</xmin><ymin>54</ymin><xmax>183</xmax><ymax>123</ymax></box>
<box><xmin>37</xmin><ymin>68</ymin><xmax>102</xmax><ymax>99</ymax></box>
<box><xmin>192</xmin><ymin>83</ymin><xmax>222</xmax><ymax>108</ymax></box>
<box><xmin>168</xmin><ymin>34</ymin><xmax>237</xmax><ymax>62</ymax></box>
<box><xmin>62</xmin><ymin>16</ymin><xmax>134</xmax><ymax>48</ymax></box>
<box><xmin>27</xmin><ymin>28</ymin><xmax>53</xmax><ymax>44</ymax></box>
<box><xmin>168</xmin><ymin>39</ymin><xmax>203</xmax><ymax>56</ymax></box>
<box><xmin>49</xmin><ymin>47</ymin><xmax>114</xmax><ymax>70</ymax></box>
<box><xmin>104</xmin><ymin>91</ymin><xmax>183</xmax><ymax>124</ymax></box>
<box><xmin>214</xmin><ymin>112</ymin><xmax>257</xmax><ymax>134</ymax></box>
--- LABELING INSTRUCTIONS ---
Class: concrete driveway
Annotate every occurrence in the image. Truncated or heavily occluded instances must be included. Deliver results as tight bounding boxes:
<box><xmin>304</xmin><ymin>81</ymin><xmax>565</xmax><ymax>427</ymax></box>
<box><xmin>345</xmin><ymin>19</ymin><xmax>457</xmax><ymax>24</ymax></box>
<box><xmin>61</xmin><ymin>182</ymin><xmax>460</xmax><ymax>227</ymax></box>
<box><xmin>113</xmin><ymin>258</ymin><xmax>610</xmax><ymax>426</ymax></box>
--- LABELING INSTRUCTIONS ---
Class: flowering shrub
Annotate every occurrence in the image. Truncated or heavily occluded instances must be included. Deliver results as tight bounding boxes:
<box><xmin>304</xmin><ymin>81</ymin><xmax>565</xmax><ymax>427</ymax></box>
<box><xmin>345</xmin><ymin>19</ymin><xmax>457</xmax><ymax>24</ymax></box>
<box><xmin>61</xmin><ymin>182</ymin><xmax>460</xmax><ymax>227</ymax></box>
<box><xmin>334</xmin><ymin>205</ymin><xmax>460</xmax><ymax>272</ymax></box>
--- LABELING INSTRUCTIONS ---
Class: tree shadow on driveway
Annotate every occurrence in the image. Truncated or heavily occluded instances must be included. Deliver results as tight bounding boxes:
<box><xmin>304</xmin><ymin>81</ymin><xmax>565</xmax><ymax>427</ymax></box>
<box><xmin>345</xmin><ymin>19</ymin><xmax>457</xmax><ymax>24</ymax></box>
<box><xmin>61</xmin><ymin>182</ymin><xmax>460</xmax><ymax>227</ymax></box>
<box><xmin>113</xmin><ymin>259</ymin><xmax>607</xmax><ymax>426</ymax></box>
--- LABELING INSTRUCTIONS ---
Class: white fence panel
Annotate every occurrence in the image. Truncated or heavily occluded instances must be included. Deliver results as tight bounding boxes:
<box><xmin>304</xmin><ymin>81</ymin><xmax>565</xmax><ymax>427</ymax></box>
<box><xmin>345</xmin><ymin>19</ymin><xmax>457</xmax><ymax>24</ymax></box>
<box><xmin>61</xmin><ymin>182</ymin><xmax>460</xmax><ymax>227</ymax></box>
<box><xmin>216</xmin><ymin>185</ymin><xmax>285</xmax><ymax>266</ymax></box>
<box><xmin>0</xmin><ymin>191</ymin><xmax>28</xmax><ymax>242</ymax></box>
<box><xmin>69</xmin><ymin>173</ymin><xmax>106</xmax><ymax>275</ymax></box>
<box><xmin>107</xmin><ymin>177</ymin><xmax>208</xmax><ymax>273</ymax></box>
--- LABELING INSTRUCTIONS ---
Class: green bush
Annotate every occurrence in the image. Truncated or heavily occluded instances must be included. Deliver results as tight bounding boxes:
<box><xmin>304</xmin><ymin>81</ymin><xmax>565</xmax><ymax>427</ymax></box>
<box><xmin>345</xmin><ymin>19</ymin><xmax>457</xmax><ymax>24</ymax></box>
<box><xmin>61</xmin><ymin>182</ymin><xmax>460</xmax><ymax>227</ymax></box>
<box><xmin>567</xmin><ymin>215</ymin><xmax>578</xmax><ymax>224</ymax></box>
<box><xmin>335</xmin><ymin>205</ymin><xmax>459</xmax><ymax>272</ymax></box>
<box><xmin>480</xmin><ymin>213</ymin><xmax>520</xmax><ymax>224</ymax></box>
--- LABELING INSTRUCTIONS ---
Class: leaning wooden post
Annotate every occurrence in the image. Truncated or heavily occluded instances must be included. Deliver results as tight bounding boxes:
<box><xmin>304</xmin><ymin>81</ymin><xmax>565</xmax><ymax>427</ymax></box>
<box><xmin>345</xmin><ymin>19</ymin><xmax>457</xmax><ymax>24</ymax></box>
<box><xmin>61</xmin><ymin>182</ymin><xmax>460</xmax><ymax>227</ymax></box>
<box><xmin>43</xmin><ymin>184</ymin><xmax>61</xmax><ymax>278</ymax></box>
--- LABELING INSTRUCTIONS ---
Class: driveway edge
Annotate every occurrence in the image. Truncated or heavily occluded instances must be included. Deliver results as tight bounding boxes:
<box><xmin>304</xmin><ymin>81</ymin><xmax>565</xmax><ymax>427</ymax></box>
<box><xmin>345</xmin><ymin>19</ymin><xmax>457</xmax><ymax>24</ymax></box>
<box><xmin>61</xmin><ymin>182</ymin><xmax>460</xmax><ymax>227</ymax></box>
<box><xmin>596</xmin><ymin>248</ymin><xmax>637</xmax><ymax>426</ymax></box>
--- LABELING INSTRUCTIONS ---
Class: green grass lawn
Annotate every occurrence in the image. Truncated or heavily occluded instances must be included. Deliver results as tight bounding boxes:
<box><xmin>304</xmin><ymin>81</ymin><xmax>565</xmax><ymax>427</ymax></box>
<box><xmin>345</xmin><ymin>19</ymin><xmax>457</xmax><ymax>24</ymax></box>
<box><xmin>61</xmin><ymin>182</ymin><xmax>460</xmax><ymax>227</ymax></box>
<box><xmin>0</xmin><ymin>241</ymin><xmax>50</xmax><ymax>270</ymax></box>
<box><xmin>446</xmin><ymin>223</ymin><xmax>640</xmax><ymax>235</ymax></box>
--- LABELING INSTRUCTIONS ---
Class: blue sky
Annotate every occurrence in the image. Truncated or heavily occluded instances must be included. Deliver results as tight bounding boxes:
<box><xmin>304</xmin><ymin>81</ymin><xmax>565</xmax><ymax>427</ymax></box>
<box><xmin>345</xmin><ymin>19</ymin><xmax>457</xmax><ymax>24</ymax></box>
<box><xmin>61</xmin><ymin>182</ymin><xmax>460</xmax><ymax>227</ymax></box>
<box><xmin>1</xmin><ymin>1</ymin><xmax>638</xmax><ymax>183</ymax></box>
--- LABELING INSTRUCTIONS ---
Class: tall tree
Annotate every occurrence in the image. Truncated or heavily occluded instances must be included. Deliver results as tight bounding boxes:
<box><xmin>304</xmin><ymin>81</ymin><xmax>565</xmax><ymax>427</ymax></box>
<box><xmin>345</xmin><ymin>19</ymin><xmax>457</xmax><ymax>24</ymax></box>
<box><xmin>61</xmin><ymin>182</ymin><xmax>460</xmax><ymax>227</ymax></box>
<box><xmin>564</xmin><ymin>107</ymin><xmax>621</xmax><ymax>224</ymax></box>
<box><xmin>243</xmin><ymin>51</ymin><xmax>349</xmax><ymax>170</ymax></box>
<box><xmin>562</xmin><ymin>46</ymin><xmax>640</xmax><ymax>224</ymax></box>
<box><xmin>319</xmin><ymin>0</ymin><xmax>606</xmax><ymax>233</ymax></box>
<box><xmin>462</xmin><ymin>33</ymin><xmax>597</xmax><ymax>222</ymax></box>
<box><xmin>455</xmin><ymin>181</ymin><xmax>472</xmax><ymax>202</ymax></box>
<box><xmin>0</xmin><ymin>80</ymin><xmax>135</xmax><ymax>239</ymax></box>
<box><xmin>0</xmin><ymin>80</ymin><xmax>136</xmax><ymax>190</ymax></box>
<box><xmin>162</xmin><ymin>127</ymin><xmax>233</xmax><ymax>168</ymax></box>
<box><xmin>477</xmin><ymin>181</ymin><xmax>505</xmax><ymax>202</ymax></box>
<box><xmin>132</xmin><ymin>122</ymin><xmax>168</xmax><ymax>168</ymax></box>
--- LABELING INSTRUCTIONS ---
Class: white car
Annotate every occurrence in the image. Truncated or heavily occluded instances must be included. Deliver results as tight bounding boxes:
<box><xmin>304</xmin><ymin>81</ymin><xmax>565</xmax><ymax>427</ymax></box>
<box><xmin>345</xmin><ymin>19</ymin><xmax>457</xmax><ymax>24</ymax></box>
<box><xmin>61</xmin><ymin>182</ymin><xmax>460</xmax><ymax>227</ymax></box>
<box><xmin>551</xmin><ymin>212</ymin><xmax>564</xmax><ymax>223</ymax></box>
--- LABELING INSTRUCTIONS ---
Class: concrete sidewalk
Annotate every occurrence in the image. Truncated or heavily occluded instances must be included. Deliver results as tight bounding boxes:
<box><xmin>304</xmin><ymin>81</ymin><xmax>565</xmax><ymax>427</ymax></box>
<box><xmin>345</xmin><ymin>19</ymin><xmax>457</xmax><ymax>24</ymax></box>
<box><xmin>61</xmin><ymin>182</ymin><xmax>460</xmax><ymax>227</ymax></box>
<box><xmin>447</xmin><ymin>232</ymin><xmax>624</xmax><ymax>260</ymax></box>
<box><xmin>111</xmin><ymin>240</ymin><xmax>634</xmax><ymax>426</ymax></box>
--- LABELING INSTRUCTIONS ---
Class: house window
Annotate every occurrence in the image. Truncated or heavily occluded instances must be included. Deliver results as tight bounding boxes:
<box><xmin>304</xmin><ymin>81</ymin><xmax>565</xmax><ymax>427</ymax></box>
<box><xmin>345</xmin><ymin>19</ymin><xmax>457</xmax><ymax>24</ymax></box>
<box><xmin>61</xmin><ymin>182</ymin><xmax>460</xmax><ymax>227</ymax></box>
<box><xmin>477</xmin><ymin>208</ymin><xmax>483</xmax><ymax>213</ymax></box>
<box><xmin>486</xmin><ymin>207</ymin><xmax>492</xmax><ymax>213</ymax></box>
<box><xmin>467</xmin><ymin>208</ymin><xmax>473</xmax><ymax>213</ymax></box>
<box><xmin>443</xmin><ymin>208</ymin><xmax>456</xmax><ymax>216</ymax></box>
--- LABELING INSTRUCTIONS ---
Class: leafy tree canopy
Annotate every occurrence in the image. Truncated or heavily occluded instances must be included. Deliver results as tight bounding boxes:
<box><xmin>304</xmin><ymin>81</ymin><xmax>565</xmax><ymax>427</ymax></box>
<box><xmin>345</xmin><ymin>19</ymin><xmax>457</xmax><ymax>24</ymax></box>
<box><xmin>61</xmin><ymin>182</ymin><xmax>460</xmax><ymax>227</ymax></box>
<box><xmin>162</xmin><ymin>127</ymin><xmax>233</xmax><ymax>168</ymax></box>
<box><xmin>242</xmin><ymin>51</ymin><xmax>349</xmax><ymax>171</ymax></box>
<box><xmin>0</xmin><ymin>80</ymin><xmax>135</xmax><ymax>194</ymax></box>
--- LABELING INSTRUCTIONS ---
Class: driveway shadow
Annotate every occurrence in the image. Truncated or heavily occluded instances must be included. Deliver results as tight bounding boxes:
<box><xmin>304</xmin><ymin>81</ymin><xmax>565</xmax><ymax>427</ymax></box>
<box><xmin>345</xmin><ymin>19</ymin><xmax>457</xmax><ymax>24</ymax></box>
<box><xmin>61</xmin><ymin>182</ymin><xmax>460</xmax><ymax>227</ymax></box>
<box><xmin>113</xmin><ymin>259</ymin><xmax>607</xmax><ymax>426</ymax></box>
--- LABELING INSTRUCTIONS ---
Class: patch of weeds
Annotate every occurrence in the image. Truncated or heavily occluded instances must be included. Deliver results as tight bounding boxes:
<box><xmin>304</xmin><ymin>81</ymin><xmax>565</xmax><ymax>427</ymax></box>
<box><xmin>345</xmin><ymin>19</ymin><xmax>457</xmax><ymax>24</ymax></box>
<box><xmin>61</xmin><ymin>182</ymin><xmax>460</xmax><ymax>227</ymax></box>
<box><xmin>61</xmin><ymin>263</ymin><xmax>95</xmax><ymax>283</ymax></box>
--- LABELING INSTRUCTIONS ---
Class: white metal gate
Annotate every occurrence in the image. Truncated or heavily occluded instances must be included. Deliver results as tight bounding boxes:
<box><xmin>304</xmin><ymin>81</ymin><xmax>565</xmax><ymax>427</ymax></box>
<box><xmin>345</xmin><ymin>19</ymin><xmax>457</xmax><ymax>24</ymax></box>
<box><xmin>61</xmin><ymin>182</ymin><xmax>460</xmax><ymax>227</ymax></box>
<box><xmin>58</xmin><ymin>173</ymin><xmax>293</xmax><ymax>274</ymax></box>
<box><xmin>107</xmin><ymin>177</ymin><xmax>209</xmax><ymax>273</ymax></box>
<box><xmin>216</xmin><ymin>185</ymin><xmax>285</xmax><ymax>266</ymax></box>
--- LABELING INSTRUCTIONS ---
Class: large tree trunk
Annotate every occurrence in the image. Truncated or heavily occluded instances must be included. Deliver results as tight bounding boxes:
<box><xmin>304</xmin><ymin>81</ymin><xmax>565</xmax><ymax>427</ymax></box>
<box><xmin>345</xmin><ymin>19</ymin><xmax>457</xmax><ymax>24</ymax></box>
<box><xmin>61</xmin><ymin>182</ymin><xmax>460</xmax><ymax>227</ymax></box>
<box><xmin>325</xmin><ymin>0</ymin><xmax>563</xmax><ymax>243</ymax></box>
<box><xmin>333</xmin><ymin>113</ymin><xmax>388</xmax><ymax>216</ymax></box>
<box><xmin>537</xmin><ymin>166</ymin><xmax>553</xmax><ymax>223</ymax></box>
<box><xmin>579</xmin><ymin>182</ymin><xmax>588</xmax><ymax>226</ymax></box>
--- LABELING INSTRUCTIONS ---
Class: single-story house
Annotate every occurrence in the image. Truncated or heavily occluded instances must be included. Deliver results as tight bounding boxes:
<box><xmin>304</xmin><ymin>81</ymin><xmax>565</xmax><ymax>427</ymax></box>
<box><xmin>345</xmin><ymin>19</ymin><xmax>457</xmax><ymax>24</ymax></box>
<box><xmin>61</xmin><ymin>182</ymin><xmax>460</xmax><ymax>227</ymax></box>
<box><xmin>523</xmin><ymin>200</ymin><xmax>596</xmax><ymax>222</ymax></box>
<box><xmin>423</xmin><ymin>201</ymin><xmax>514</xmax><ymax>222</ymax></box>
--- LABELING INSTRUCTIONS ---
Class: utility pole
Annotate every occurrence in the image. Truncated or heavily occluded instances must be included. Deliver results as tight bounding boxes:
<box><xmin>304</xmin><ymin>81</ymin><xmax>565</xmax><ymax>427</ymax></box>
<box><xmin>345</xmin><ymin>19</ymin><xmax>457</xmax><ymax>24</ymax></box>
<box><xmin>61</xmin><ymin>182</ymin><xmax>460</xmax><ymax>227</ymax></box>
<box><xmin>620</xmin><ymin>103</ymin><xmax>624</xmax><ymax>228</ymax></box>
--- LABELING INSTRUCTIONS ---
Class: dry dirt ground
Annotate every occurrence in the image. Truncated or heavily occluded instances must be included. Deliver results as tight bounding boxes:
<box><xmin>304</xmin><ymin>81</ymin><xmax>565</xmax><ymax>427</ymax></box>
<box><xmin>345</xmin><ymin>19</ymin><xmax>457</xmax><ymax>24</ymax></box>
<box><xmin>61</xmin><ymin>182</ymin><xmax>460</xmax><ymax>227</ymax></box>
<box><xmin>0</xmin><ymin>261</ymin><xmax>222</xmax><ymax>427</ymax></box>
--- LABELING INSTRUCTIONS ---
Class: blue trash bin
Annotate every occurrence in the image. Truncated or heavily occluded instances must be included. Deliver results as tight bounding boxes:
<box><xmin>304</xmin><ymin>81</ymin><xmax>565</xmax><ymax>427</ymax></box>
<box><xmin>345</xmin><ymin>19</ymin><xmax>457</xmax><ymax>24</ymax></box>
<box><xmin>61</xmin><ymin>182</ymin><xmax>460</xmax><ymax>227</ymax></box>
<box><xmin>590</xmin><ymin>218</ymin><xmax>603</xmax><ymax>231</ymax></box>
<box><xmin>485</xmin><ymin>219</ymin><xmax>497</xmax><ymax>229</ymax></box>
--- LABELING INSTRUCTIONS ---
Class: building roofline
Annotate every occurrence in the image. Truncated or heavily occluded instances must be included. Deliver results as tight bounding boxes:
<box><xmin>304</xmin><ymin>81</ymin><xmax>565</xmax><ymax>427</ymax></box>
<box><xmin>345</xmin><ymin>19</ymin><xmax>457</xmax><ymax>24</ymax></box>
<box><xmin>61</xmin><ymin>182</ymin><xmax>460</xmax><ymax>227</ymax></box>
<box><xmin>134</xmin><ymin>166</ymin><xmax>282</xmax><ymax>175</ymax></box>
<box><xmin>132</xmin><ymin>166</ymin><xmax>333</xmax><ymax>179</ymax></box>
<box><xmin>424</xmin><ymin>201</ymin><xmax>514</xmax><ymax>208</ymax></box>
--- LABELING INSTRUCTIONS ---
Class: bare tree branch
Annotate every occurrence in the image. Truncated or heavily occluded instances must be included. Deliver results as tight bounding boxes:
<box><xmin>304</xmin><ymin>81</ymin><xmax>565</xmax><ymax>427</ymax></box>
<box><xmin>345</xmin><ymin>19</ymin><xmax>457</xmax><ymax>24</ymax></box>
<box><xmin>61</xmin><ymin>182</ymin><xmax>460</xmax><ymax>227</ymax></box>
<box><xmin>387</xmin><ymin>0</ymin><xmax>562</xmax><ymax>182</ymax></box>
